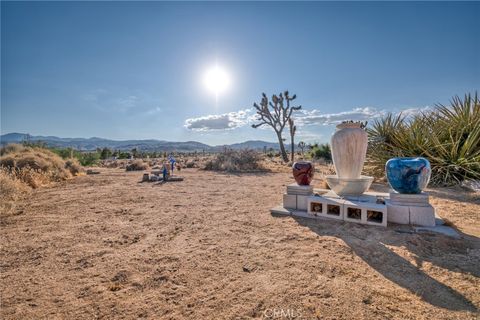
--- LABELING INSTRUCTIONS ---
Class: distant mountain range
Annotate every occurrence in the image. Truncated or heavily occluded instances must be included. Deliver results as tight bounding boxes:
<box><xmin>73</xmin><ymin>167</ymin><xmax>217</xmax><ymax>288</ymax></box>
<box><xmin>0</xmin><ymin>133</ymin><xmax>287</xmax><ymax>152</ymax></box>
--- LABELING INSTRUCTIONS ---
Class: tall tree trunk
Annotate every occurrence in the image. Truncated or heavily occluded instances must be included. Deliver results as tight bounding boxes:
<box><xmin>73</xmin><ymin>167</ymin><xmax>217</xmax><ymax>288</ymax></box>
<box><xmin>290</xmin><ymin>133</ymin><xmax>294</xmax><ymax>162</ymax></box>
<box><xmin>276</xmin><ymin>131</ymin><xmax>289</xmax><ymax>162</ymax></box>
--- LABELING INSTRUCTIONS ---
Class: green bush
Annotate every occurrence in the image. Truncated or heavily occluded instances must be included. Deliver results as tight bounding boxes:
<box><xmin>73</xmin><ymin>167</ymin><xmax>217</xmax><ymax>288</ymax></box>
<box><xmin>367</xmin><ymin>92</ymin><xmax>480</xmax><ymax>186</ymax></box>
<box><xmin>309</xmin><ymin>143</ymin><xmax>332</xmax><ymax>161</ymax></box>
<box><xmin>78</xmin><ymin>152</ymin><xmax>101</xmax><ymax>166</ymax></box>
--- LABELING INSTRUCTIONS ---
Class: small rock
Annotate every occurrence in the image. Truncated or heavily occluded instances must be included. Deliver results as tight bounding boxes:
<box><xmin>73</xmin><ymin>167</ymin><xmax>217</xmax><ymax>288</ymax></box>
<box><xmin>362</xmin><ymin>297</ymin><xmax>373</xmax><ymax>304</ymax></box>
<box><xmin>243</xmin><ymin>265</ymin><xmax>253</xmax><ymax>273</ymax></box>
<box><xmin>461</xmin><ymin>180</ymin><xmax>480</xmax><ymax>192</ymax></box>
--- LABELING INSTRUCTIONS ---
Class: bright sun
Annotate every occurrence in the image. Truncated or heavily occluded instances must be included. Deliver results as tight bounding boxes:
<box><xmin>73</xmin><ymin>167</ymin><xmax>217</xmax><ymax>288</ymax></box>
<box><xmin>204</xmin><ymin>65</ymin><xmax>230</xmax><ymax>96</ymax></box>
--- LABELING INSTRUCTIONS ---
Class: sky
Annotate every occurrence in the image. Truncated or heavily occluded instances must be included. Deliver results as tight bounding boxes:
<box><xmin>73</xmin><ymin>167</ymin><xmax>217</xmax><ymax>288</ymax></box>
<box><xmin>1</xmin><ymin>1</ymin><xmax>479</xmax><ymax>145</ymax></box>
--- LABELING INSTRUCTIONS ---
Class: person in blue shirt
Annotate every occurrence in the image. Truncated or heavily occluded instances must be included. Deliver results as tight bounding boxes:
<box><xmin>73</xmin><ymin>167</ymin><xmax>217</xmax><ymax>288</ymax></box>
<box><xmin>168</xmin><ymin>155</ymin><xmax>176</xmax><ymax>173</ymax></box>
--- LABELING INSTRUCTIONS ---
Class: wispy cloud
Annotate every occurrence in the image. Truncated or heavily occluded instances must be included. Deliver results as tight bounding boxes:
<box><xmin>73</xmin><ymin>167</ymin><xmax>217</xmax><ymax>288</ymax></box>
<box><xmin>295</xmin><ymin>107</ymin><xmax>385</xmax><ymax>126</ymax></box>
<box><xmin>183</xmin><ymin>106</ymin><xmax>430</xmax><ymax>132</ymax></box>
<box><xmin>296</xmin><ymin>128</ymin><xmax>322</xmax><ymax>142</ymax></box>
<box><xmin>144</xmin><ymin>106</ymin><xmax>163</xmax><ymax>115</ymax></box>
<box><xmin>83</xmin><ymin>90</ymin><xmax>139</xmax><ymax>112</ymax></box>
<box><xmin>184</xmin><ymin>107</ymin><xmax>384</xmax><ymax>131</ymax></box>
<box><xmin>82</xmin><ymin>90</ymin><xmax>165</xmax><ymax>115</ymax></box>
<box><xmin>117</xmin><ymin>95</ymin><xmax>139</xmax><ymax>111</ymax></box>
<box><xmin>397</xmin><ymin>106</ymin><xmax>433</xmax><ymax>118</ymax></box>
<box><xmin>184</xmin><ymin>109</ymin><xmax>254</xmax><ymax>131</ymax></box>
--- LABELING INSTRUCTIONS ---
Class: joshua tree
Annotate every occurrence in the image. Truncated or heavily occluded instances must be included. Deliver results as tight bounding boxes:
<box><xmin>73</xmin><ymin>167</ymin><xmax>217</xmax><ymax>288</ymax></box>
<box><xmin>251</xmin><ymin>91</ymin><xmax>301</xmax><ymax>162</ymax></box>
<box><xmin>288</xmin><ymin>118</ymin><xmax>296</xmax><ymax>162</ymax></box>
<box><xmin>298</xmin><ymin>141</ymin><xmax>306</xmax><ymax>157</ymax></box>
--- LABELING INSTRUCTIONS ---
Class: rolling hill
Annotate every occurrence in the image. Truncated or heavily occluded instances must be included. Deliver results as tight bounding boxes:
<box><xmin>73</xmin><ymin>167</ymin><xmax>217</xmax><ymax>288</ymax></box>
<box><xmin>0</xmin><ymin>133</ymin><xmax>287</xmax><ymax>152</ymax></box>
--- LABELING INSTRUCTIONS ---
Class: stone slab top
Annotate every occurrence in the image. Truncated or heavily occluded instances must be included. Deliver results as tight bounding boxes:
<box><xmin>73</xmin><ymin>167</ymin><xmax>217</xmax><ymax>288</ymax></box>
<box><xmin>287</xmin><ymin>183</ymin><xmax>314</xmax><ymax>190</ymax></box>
<box><xmin>390</xmin><ymin>192</ymin><xmax>429</xmax><ymax>205</ymax></box>
<box><xmin>311</xmin><ymin>190</ymin><xmax>389</xmax><ymax>202</ymax></box>
<box><xmin>343</xmin><ymin>199</ymin><xmax>387</xmax><ymax>209</ymax></box>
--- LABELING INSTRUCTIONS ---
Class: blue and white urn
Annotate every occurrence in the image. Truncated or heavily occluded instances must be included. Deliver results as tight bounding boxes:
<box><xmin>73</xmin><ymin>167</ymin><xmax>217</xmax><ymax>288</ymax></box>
<box><xmin>385</xmin><ymin>157</ymin><xmax>431</xmax><ymax>194</ymax></box>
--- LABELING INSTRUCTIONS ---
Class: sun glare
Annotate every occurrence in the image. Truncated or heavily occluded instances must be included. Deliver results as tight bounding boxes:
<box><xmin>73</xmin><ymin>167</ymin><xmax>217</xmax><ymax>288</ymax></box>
<box><xmin>204</xmin><ymin>65</ymin><xmax>230</xmax><ymax>96</ymax></box>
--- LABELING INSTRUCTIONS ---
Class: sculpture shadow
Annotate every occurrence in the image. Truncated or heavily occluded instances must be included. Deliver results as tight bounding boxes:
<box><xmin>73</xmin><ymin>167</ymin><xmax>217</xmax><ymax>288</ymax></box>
<box><xmin>284</xmin><ymin>215</ymin><xmax>479</xmax><ymax>312</ymax></box>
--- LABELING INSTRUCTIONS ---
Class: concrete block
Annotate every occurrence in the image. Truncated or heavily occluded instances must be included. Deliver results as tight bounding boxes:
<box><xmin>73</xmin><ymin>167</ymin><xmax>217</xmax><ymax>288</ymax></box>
<box><xmin>296</xmin><ymin>195</ymin><xmax>309</xmax><ymax>211</ymax></box>
<box><xmin>283</xmin><ymin>194</ymin><xmax>297</xmax><ymax>210</ymax></box>
<box><xmin>344</xmin><ymin>200</ymin><xmax>387</xmax><ymax>227</ymax></box>
<box><xmin>363</xmin><ymin>202</ymin><xmax>388</xmax><ymax>227</ymax></box>
<box><xmin>389</xmin><ymin>192</ymin><xmax>430</xmax><ymax>207</ymax></box>
<box><xmin>386</xmin><ymin>201</ymin><xmax>410</xmax><ymax>225</ymax></box>
<box><xmin>323</xmin><ymin>198</ymin><xmax>344</xmax><ymax>220</ymax></box>
<box><xmin>286</xmin><ymin>184</ymin><xmax>313</xmax><ymax>196</ymax></box>
<box><xmin>343</xmin><ymin>200</ymin><xmax>366</xmax><ymax>224</ymax></box>
<box><xmin>409</xmin><ymin>204</ymin><xmax>436</xmax><ymax>227</ymax></box>
<box><xmin>307</xmin><ymin>198</ymin><xmax>323</xmax><ymax>216</ymax></box>
<box><xmin>307</xmin><ymin>196</ymin><xmax>344</xmax><ymax>220</ymax></box>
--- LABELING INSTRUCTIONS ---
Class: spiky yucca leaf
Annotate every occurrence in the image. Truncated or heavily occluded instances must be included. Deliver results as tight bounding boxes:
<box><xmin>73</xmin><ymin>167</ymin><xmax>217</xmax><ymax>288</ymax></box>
<box><xmin>366</xmin><ymin>92</ymin><xmax>479</xmax><ymax>186</ymax></box>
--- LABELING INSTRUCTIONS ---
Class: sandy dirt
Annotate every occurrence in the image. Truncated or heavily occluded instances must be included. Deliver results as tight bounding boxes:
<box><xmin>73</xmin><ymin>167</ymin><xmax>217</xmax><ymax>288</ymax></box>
<box><xmin>1</xmin><ymin>168</ymin><xmax>479</xmax><ymax>319</ymax></box>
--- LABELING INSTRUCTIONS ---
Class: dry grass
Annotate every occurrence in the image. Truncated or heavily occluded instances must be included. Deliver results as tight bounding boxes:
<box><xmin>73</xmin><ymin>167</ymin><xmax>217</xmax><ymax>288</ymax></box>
<box><xmin>0</xmin><ymin>144</ymin><xmax>84</xmax><ymax>214</ymax></box>
<box><xmin>203</xmin><ymin>150</ymin><xmax>267</xmax><ymax>172</ymax></box>
<box><xmin>0</xmin><ymin>168</ymin><xmax>29</xmax><ymax>214</ymax></box>
<box><xmin>125</xmin><ymin>159</ymin><xmax>149</xmax><ymax>171</ymax></box>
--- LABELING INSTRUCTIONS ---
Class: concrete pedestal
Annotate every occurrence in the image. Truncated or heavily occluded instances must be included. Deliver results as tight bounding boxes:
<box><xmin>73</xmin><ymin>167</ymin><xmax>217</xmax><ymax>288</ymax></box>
<box><xmin>286</xmin><ymin>184</ymin><xmax>313</xmax><ymax>195</ymax></box>
<box><xmin>283</xmin><ymin>184</ymin><xmax>314</xmax><ymax>211</ymax></box>
<box><xmin>286</xmin><ymin>190</ymin><xmax>388</xmax><ymax>227</ymax></box>
<box><xmin>386</xmin><ymin>192</ymin><xmax>435</xmax><ymax>227</ymax></box>
<box><xmin>273</xmin><ymin>189</ymin><xmax>453</xmax><ymax>235</ymax></box>
<box><xmin>279</xmin><ymin>188</ymin><xmax>438</xmax><ymax>228</ymax></box>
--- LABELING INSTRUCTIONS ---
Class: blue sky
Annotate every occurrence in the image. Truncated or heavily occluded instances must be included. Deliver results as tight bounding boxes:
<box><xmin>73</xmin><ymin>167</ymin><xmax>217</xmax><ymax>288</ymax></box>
<box><xmin>1</xmin><ymin>1</ymin><xmax>479</xmax><ymax>145</ymax></box>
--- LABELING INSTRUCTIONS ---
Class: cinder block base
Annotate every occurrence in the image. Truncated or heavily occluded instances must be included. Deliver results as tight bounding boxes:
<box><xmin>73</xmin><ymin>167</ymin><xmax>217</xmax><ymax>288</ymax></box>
<box><xmin>296</xmin><ymin>195</ymin><xmax>309</xmax><ymax>211</ymax></box>
<box><xmin>344</xmin><ymin>200</ymin><xmax>387</xmax><ymax>227</ymax></box>
<box><xmin>386</xmin><ymin>201</ymin><xmax>410</xmax><ymax>224</ymax></box>
<box><xmin>307</xmin><ymin>197</ymin><xmax>344</xmax><ymax>220</ymax></box>
<box><xmin>283</xmin><ymin>194</ymin><xmax>296</xmax><ymax>210</ymax></box>
<box><xmin>343</xmin><ymin>200</ymin><xmax>365</xmax><ymax>223</ymax></box>
<box><xmin>410</xmin><ymin>204</ymin><xmax>436</xmax><ymax>227</ymax></box>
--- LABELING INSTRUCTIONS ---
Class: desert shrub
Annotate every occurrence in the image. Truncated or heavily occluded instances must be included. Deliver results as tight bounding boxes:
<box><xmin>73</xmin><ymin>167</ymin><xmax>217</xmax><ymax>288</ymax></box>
<box><xmin>367</xmin><ymin>92</ymin><xmax>480</xmax><ymax>186</ymax></box>
<box><xmin>125</xmin><ymin>160</ymin><xmax>149</xmax><ymax>171</ymax></box>
<box><xmin>203</xmin><ymin>150</ymin><xmax>267</xmax><ymax>172</ymax></box>
<box><xmin>186</xmin><ymin>160</ymin><xmax>197</xmax><ymax>168</ymax></box>
<box><xmin>0</xmin><ymin>143</ymin><xmax>25</xmax><ymax>156</ymax></box>
<box><xmin>0</xmin><ymin>144</ymin><xmax>83</xmax><ymax>188</ymax></box>
<box><xmin>309</xmin><ymin>143</ymin><xmax>332</xmax><ymax>161</ymax></box>
<box><xmin>65</xmin><ymin>158</ymin><xmax>84</xmax><ymax>175</ymax></box>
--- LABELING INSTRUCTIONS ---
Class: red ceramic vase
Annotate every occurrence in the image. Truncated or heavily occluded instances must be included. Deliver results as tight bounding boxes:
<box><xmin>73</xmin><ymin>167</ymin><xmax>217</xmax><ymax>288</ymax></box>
<box><xmin>292</xmin><ymin>161</ymin><xmax>314</xmax><ymax>185</ymax></box>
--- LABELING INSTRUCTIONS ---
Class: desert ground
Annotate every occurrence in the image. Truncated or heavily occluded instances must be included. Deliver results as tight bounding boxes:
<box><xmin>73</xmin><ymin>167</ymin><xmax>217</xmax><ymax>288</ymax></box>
<box><xmin>1</xmin><ymin>168</ymin><xmax>479</xmax><ymax>319</ymax></box>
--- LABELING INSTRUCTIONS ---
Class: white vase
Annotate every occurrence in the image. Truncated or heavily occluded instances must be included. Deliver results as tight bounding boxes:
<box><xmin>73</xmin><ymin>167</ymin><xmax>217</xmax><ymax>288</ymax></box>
<box><xmin>331</xmin><ymin>122</ymin><xmax>368</xmax><ymax>179</ymax></box>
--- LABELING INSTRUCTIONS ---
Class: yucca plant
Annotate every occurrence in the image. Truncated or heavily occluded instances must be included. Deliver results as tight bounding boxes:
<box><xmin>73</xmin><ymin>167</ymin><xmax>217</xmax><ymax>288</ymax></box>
<box><xmin>366</xmin><ymin>92</ymin><xmax>480</xmax><ymax>186</ymax></box>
